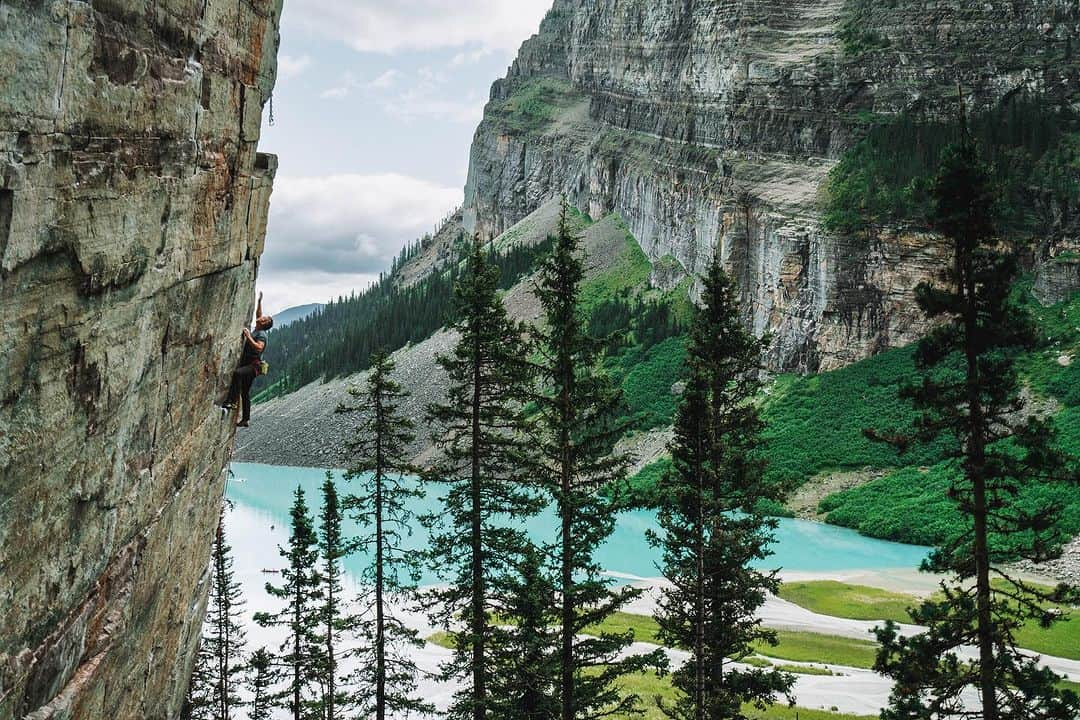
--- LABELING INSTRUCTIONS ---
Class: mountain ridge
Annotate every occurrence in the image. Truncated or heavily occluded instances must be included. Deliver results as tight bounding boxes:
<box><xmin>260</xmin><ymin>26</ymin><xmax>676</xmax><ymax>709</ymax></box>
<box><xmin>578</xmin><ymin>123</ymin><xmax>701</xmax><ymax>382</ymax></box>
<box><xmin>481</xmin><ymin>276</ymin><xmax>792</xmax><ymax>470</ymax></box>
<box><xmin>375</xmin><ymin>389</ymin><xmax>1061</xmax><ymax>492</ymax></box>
<box><xmin>273</xmin><ymin>302</ymin><xmax>325</xmax><ymax>328</ymax></box>
<box><xmin>462</xmin><ymin>0</ymin><xmax>1079</xmax><ymax>371</ymax></box>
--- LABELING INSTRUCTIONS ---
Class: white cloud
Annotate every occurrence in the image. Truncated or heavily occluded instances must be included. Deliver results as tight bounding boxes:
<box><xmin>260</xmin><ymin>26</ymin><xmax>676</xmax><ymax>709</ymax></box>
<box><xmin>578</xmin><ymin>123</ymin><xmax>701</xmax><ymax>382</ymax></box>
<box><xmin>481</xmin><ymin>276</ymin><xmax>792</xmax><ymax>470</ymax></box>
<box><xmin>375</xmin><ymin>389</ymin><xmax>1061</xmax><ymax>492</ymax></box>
<box><xmin>319</xmin><ymin>86</ymin><xmax>350</xmax><ymax>100</ymax></box>
<box><xmin>368</xmin><ymin>69</ymin><xmax>401</xmax><ymax>89</ymax></box>
<box><xmin>319</xmin><ymin>69</ymin><xmax>404</xmax><ymax>99</ymax></box>
<box><xmin>278</xmin><ymin>54</ymin><xmax>313</xmax><ymax>80</ymax></box>
<box><xmin>451</xmin><ymin>47</ymin><xmax>494</xmax><ymax>66</ymax></box>
<box><xmin>258</xmin><ymin>270</ymin><xmax>381</xmax><ymax>316</ymax></box>
<box><xmin>378</xmin><ymin>68</ymin><xmax>485</xmax><ymax>124</ymax></box>
<box><xmin>262</xmin><ymin>173</ymin><xmax>461</xmax><ymax>280</ymax></box>
<box><xmin>382</xmin><ymin>94</ymin><xmax>485</xmax><ymax>125</ymax></box>
<box><xmin>286</xmin><ymin>0</ymin><xmax>554</xmax><ymax>54</ymax></box>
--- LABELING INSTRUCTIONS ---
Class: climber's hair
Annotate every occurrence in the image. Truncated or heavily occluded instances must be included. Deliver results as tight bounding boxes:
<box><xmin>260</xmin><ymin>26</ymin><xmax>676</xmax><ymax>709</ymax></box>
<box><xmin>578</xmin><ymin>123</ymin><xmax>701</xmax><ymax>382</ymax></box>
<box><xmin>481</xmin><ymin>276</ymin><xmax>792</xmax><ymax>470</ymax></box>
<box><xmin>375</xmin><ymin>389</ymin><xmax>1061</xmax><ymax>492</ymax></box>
<box><xmin>264</xmin><ymin>316</ymin><xmax>274</xmax><ymax>330</ymax></box>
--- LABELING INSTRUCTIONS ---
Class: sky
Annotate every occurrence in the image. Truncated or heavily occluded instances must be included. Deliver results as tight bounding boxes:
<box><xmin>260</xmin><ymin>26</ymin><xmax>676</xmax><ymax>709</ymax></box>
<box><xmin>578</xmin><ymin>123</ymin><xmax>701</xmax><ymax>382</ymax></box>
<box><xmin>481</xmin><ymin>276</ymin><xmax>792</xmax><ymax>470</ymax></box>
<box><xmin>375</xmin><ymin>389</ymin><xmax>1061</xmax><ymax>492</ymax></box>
<box><xmin>256</xmin><ymin>0</ymin><xmax>554</xmax><ymax>315</ymax></box>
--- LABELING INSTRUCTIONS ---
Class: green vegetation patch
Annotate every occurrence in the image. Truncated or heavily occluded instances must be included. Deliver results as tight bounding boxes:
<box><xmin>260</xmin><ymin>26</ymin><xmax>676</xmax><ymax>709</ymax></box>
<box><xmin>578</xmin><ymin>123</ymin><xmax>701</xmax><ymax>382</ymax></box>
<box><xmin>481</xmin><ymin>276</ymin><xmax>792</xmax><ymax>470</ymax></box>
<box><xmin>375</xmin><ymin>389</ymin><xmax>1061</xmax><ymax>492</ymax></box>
<box><xmin>622</xmin><ymin>458</ymin><xmax>675</xmax><ymax>507</ymax></box>
<box><xmin>587</xmin><ymin>612</ymin><xmax>879</xmax><ymax>671</ymax></box>
<box><xmin>426</xmin><ymin>631</ymin><xmax>455</xmax><ymax>649</ymax></box>
<box><xmin>819</xmin><ymin>462</ymin><xmax>961</xmax><ymax>546</ymax></box>
<box><xmin>1013</xmin><ymin>611</ymin><xmax>1080</xmax><ymax>661</ymax></box>
<box><xmin>744</xmin><ymin>705</ymin><xmax>875</xmax><ymax>720</ymax></box>
<box><xmin>823</xmin><ymin>95</ymin><xmax>1079</xmax><ymax>236</ymax></box>
<box><xmin>489</xmin><ymin>77</ymin><xmax>583</xmax><ymax>134</ymax></box>
<box><xmin>775</xmin><ymin>580</ymin><xmax>1080</xmax><ymax>661</ymax></box>
<box><xmin>996</xmin><ymin>579</ymin><xmax>1080</xmax><ymax>661</ymax></box>
<box><xmin>1058</xmin><ymin>679</ymin><xmax>1080</xmax><ymax>695</ymax></box>
<box><xmin>615</xmin><ymin>337</ymin><xmax>687</xmax><ymax>431</ymax></box>
<box><xmin>775</xmin><ymin>663</ymin><xmax>834</xmax><ymax>676</ymax></box>
<box><xmin>777</xmin><ymin>581</ymin><xmax>915</xmax><ymax>623</ymax></box>
<box><xmin>760</xmin><ymin>346</ymin><xmax>954</xmax><ymax>489</ymax></box>
<box><xmin>820</xmin><ymin>459</ymin><xmax>1080</xmax><ymax>551</ymax></box>
<box><xmin>623</xmin><ymin>285</ymin><xmax>1080</xmax><ymax>535</ymax></box>
<box><xmin>578</xmin><ymin>220</ymin><xmax>653</xmax><ymax>314</ymax></box>
<box><xmin>817</xmin><ymin>287</ymin><xmax>1080</xmax><ymax>549</ymax></box>
<box><xmin>751</xmin><ymin>630</ymin><xmax>879</xmax><ymax>670</ymax></box>
<box><xmin>598</xmin><ymin>671</ymin><xmax>873</xmax><ymax>720</ymax></box>
<box><xmin>838</xmin><ymin>0</ymin><xmax>891</xmax><ymax>55</ymax></box>
<box><xmin>743</xmin><ymin>657</ymin><xmax>835</xmax><ymax>676</ymax></box>
<box><xmin>1017</xmin><ymin>281</ymin><xmax>1080</xmax><ymax>409</ymax></box>
<box><xmin>576</xmin><ymin>218</ymin><xmax>692</xmax><ymax>434</ymax></box>
<box><xmin>583</xmin><ymin>611</ymin><xmax>663</xmax><ymax>646</ymax></box>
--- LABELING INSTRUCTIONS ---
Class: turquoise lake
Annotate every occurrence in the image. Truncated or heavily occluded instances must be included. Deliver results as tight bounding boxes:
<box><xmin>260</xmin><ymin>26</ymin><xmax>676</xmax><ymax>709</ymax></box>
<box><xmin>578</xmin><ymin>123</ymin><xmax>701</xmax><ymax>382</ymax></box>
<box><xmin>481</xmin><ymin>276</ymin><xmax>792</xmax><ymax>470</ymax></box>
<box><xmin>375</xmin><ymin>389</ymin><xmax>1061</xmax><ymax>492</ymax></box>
<box><xmin>225</xmin><ymin>462</ymin><xmax>929</xmax><ymax>584</ymax></box>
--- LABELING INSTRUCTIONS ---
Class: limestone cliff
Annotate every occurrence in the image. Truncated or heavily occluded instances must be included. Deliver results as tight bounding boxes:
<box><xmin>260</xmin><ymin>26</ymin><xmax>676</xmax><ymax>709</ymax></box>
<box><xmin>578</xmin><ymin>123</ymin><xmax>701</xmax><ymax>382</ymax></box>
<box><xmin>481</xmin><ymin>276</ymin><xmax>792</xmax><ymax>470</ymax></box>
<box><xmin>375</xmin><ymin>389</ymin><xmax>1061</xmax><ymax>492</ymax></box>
<box><xmin>0</xmin><ymin>1</ymin><xmax>281</xmax><ymax>718</ymax></box>
<box><xmin>464</xmin><ymin>0</ymin><xmax>1079</xmax><ymax>371</ymax></box>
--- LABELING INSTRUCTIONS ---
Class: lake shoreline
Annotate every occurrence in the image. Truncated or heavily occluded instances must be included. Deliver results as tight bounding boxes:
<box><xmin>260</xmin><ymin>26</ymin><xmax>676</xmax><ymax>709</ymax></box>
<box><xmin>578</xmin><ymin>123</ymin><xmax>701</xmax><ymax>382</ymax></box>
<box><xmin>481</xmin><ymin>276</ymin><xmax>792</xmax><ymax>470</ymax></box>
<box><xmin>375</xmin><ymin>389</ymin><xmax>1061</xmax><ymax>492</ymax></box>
<box><xmin>228</xmin><ymin>461</ymin><xmax>1075</xmax><ymax>586</ymax></box>
<box><xmin>226</xmin><ymin>463</ymin><xmax>1077</xmax><ymax>719</ymax></box>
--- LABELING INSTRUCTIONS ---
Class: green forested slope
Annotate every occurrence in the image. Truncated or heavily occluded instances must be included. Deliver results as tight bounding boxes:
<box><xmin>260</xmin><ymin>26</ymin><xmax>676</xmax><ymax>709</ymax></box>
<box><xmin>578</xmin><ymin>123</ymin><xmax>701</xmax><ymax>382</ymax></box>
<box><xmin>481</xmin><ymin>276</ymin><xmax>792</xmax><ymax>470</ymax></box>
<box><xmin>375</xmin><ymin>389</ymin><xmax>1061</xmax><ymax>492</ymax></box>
<box><xmin>817</xmin><ymin>285</ymin><xmax>1080</xmax><ymax>546</ymax></box>
<box><xmin>255</xmin><ymin>233</ymin><xmax>557</xmax><ymax>402</ymax></box>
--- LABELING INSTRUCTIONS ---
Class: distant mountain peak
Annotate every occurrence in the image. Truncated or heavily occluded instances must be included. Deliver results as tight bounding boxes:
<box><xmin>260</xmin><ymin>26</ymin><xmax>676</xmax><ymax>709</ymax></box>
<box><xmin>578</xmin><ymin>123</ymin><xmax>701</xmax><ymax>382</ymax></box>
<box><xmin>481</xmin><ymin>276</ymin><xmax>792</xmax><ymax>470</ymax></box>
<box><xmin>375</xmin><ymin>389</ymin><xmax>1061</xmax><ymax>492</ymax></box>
<box><xmin>272</xmin><ymin>303</ymin><xmax>324</xmax><ymax>328</ymax></box>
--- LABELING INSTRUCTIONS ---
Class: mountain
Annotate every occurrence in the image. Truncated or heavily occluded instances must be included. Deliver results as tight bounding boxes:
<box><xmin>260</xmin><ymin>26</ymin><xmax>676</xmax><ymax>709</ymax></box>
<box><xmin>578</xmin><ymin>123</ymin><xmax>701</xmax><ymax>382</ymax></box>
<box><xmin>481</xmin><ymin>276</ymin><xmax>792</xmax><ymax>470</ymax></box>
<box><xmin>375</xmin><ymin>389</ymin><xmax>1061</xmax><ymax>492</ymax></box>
<box><xmin>246</xmin><ymin>0</ymin><xmax>1078</xmax><ymax>436</ymax></box>
<box><xmin>239</xmin><ymin>0</ymin><xmax>1079</xmax><ymax>556</ymax></box>
<box><xmin>273</xmin><ymin>302</ymin><xmax>324</xmax><ymax>328</ymax></box>
<box><xmin>462</xmin><ymin>0</ymin><xmax>1078</xmax><ymax>371</ymax></box>
<box><xmin>0</xmin><ymin>1</ymin><xmax>281</xmax><ymax>718</ymax></box>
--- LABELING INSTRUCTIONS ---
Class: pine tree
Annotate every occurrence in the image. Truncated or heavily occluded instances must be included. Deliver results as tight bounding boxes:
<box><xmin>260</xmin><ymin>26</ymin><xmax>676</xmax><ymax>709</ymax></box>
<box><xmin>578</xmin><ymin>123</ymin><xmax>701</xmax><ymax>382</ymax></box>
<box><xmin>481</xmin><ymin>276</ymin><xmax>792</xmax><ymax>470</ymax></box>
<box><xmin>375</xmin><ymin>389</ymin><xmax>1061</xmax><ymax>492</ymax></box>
<box><xmin>339</xmin><ymin>350</ymin><xmax>431</xmax><ymax>720</ymax></box>
<box><xmin>535</xmin><ymin>203</ymin><xmax>664</xmax><ymax>720</ymax></box>
<box><xmin>870</xmin><ymin>114</ymin><xmax>1080</xmax><ymax>720</ymax></box>
<box><xmin>423</xmin><ymin>235</ymin><xmax>543</xmax><ymax>720</ymax></box>
<box><xmin>649</xmin><ymin>255</ymin><xmax>794</xmax><ymax>720</ymax></box>
<box><xmin>207</xmin><ymin>512</ymin><xmax>249</xmax><ymax>720</ymax></box>
<box><xmin>314</xmin><ymin>475</ymin><xmax>354</xmax><ymax>720</ymax></box>
<box><xmin>183</xmin><ymin>640</ymin><xmax>214</xmax><ymax>720</ymax></box>
<box><xmin>185</xmin><ymin>512</ymin><xmax>250</xmax><ymax>720</ymax></box>
<box><xmin>254</xmin><ymin>487</ymin><xmax>323</xmax><ymax>720</ymax></box>
<box><xmin>247</xmin><ymin>648</ymin><xmax>275</xmax><ymax>720</ymax></box>
<box><xmin>488</xmin><ymin>541</ymin><xmax>560</xmax><ymax>720</ymax></box>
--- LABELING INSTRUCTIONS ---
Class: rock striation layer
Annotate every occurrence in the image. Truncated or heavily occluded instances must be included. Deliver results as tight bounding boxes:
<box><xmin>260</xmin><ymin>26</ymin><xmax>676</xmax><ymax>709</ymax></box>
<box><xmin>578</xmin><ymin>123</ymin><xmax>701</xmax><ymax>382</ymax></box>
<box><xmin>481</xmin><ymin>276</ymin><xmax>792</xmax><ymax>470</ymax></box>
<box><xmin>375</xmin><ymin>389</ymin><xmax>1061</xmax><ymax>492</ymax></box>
<box><xmin>464</xmin><ymin>0</ymin><xmax>1079</xmax><ymax>371</ymax></box>
<box><xmin>0</xmin><ymin>2</ymin><xmax>281</xmax><ymax>718</ymax></box>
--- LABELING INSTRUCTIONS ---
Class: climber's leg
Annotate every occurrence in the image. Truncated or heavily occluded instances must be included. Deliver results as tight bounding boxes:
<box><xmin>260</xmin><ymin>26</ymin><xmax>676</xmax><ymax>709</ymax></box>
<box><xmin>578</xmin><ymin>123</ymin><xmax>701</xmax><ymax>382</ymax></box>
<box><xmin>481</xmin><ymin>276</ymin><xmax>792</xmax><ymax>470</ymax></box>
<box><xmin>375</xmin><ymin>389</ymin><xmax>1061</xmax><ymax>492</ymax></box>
<box><xmin>222</xmin><ymin>364</ymin><xmax>255</xmax><ymax>413</ymax></box>
<box><xmin>238</xmin><ymin>365</ymin><xmax>256</xmax><ymax>425</ymax></box>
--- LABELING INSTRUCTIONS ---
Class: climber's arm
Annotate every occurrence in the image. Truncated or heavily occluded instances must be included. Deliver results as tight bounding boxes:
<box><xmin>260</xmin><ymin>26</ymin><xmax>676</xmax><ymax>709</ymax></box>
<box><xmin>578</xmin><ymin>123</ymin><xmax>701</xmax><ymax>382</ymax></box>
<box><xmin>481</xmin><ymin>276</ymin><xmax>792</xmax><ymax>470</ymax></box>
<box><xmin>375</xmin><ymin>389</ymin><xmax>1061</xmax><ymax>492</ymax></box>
<box><xmin>242</xmin><ymin>328</ymin><xmax>266</xmax><ymax>354</ymax></box>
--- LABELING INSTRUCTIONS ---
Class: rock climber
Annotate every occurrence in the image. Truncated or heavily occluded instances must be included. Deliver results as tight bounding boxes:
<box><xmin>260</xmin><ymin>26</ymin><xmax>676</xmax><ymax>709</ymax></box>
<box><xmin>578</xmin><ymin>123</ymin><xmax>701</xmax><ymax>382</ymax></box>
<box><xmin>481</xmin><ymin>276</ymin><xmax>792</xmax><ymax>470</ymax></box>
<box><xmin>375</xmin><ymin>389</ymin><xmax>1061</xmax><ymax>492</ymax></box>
<box><xmin>220</xmin><ymin>291</ymin><xmax>273</xmax><ymax>427</ymax></box>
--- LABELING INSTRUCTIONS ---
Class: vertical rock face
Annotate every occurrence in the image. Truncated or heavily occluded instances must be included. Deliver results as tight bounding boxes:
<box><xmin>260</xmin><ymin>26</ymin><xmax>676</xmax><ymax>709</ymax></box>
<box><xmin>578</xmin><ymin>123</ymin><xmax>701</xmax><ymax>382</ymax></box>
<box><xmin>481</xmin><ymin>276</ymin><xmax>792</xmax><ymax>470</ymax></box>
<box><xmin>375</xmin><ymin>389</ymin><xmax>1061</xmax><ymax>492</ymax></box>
<box><xmin>464</xmin><ymin>0</ymin><xmax>1078</xmax><ymax>371</ymax></box>
<box><xmin>0</xmin><ymin>2</ymin><xmax>281</xmax><ymax>718</ymax></box>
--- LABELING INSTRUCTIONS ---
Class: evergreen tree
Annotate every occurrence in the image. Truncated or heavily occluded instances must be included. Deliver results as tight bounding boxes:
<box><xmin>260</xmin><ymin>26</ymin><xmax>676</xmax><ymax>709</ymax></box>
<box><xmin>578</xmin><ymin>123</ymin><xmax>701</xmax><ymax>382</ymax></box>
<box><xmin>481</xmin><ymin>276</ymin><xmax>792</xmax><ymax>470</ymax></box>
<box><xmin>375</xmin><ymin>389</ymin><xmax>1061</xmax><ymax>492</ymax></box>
<box><xmin>207</xmin><ymin>513</ymin><xmax>248</xmax><ymax>720</ymax></box>
<box><xmin>423</xmin><ymin>235</ymin><xmax>543</xmax><ymax>720</ymax></box>
<box><xmin>183</xmin><ymin>640</ymin><xmax>214</xmax><ymax>720</ymax></box>
<box><xmin>488</xmin><ymin>542</ymin><xmax>560</xmax><ymax>720</ymax></box>
<box><xmin>314</xmin><ymin>475</ymin><xmax>354</xmax><ymax>720</ymax></box>
<box><xmin>185</xmin><ymin>512</ymin><xmax>250</xmax><ymax>720</ymax></box>
<box><xmin>339</xmin><ymin>350</ymin><xmax>432</xmax><ymax>720</ymax></box>
<box><xmin>870</xmin><ymin>117</ymin><xmax>1080</xmax><ymax>719</ymax></box>
<box><xmin>246</xmin><ymin>648</ymin><xmax>275</xmax><ymax>720</ymax></box>
<box><xmin>254</xmin><ymin>487</ymin><xmax>323</xmax><ymax>720</ymax></box>
<box><xmin>535</xmin><ymin>204</ymin><xmax>664</xmax><ymax>720</ymax></box>
<box><xmin>649</xmin><ymin>255</ymin><xmax>794</xmax><ymax>720</ymax></box>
